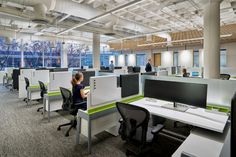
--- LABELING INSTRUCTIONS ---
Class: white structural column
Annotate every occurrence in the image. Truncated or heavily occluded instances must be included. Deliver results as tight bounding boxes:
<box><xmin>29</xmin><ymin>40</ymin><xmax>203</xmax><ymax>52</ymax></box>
<box><xmin>61</xmin><ymin>43</ymin><xmax>68</xmax><ymax>68</ymax></box>
<box><xmin>20</xmin><ymin>39</ymin><xmax>25</xmax><ymax>67</ymax></box>
<box><xmin>203</xmin><ymin>0</ymin><xmax>222</xmax><ymax>79</ymax></box>
<box><xmin>93</xmin><ymin>33</ymin><xmax>100</xmax><ymax>69</ymax></box>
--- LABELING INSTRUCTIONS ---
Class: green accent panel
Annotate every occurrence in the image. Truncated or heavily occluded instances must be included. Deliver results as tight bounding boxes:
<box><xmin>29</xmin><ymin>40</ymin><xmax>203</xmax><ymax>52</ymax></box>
<box><xmin>87</xmin><ymin>95</ymin><xmax>144</xmax><ymax>115</ymax></box>
<box><xmin>231</xmin><ymin>76</ymin><xmax>236</xmax><ymax>79</ymax></box>
<box><xmin>47</xmin><ymin>87</ymin><xmax>90</xmax><ymax>97</ymax></box>
<box><xmin>29</xmin><ymin>85</ymin><xmax>40</xmax><ymax>89</ymax></box>
<box><xmin>206</xmin><ymin>104</ymin><xmax>230</xmax><ymax>113</ymax></box>
<box><xmin>48</xmin><ymin>91</ymin><xmax>61</xmax><ymax>96</ymax></box>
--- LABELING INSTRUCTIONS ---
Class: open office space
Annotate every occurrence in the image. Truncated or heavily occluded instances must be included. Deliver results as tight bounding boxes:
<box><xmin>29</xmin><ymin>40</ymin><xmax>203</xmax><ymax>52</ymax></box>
<box><xmin>0</xmin><ymin>0</ymin><xmax>236</xmax><ymax>157</ymax></box>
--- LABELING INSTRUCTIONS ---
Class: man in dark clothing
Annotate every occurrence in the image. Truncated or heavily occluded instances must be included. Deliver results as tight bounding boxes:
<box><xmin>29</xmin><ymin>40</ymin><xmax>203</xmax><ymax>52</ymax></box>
<box><xmin>145</xmin><ymin>59</ymin><xmax>152</xmax><ymax>72</ymax></box>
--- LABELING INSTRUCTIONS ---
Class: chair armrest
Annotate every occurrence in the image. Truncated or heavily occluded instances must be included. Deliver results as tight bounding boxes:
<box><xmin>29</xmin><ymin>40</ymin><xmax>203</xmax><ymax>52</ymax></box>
<box><xmin>74</xmin><ymin>101</ymin><xmax>87</xmax><ymax>106</ymax></box>
<box><xmin>151</xmin><ymin>124</ymin><xmax>164</xmax><ymax>134</ymax></box>
<box><xmin>119</xmin><ymin>118</ymin><xmax>123</xmax><ymax>123</ymax></box>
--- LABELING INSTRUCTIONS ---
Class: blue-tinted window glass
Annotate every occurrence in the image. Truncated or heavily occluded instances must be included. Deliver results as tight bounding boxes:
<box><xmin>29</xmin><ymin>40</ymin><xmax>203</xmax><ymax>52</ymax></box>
<box><xmin>136</xmin><ymin>54</ymin><xmax>146</xmax><ymax>66</ymax></box>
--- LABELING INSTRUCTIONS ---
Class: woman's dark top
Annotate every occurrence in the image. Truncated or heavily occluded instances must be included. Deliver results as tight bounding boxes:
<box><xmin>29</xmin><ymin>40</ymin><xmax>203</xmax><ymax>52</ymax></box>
<box><xmin>72</xmin><ymin>84</ymin><xmax>84</xmax><ymax>104</ymax></box>
<box><xmin>145</xmin><ymin>62</ymin><xmax>152</xmax><ymax>72</ymax></box>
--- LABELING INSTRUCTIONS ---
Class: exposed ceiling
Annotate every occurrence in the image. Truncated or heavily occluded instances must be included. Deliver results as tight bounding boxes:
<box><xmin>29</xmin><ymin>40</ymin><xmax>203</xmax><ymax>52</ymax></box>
<box><xmin>0</xmin><ymin>0</ymin><xmax>235</xmax><ymax>47</ymax></box>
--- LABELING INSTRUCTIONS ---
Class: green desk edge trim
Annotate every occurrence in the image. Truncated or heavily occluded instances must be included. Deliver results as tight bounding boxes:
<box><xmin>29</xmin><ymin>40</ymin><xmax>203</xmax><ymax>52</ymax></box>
<box><xmin>29</xmin><ymin>84</ymin><xmax>48</xmax><ymax>89</ymax></box>
<box><xmin>206</xmin><ymin>104</ymin><xmax>230</xmax><ymax>113</ymax></box>
<box><xmin>47</xmin><ymin>87</ymin><xmax>90</xmax><ymax>96</ymax></box>
<box><xmin>87</xmin><ymin>95</ymin><xmax>144</xmax><ymax>115</ymax></box>
<box><xmin>87</xmin><ymin>97</ymin><xmax>230</xmax><ymax>115</ymax></box>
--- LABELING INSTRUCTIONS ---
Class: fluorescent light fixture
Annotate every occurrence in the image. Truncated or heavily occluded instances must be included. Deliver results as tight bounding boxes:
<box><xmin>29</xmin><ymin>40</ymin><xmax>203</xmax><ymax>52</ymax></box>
<box><xmin>137</xmin><ymin>34</ymin><xmax>232</xmax><ymax>47</ymax></box>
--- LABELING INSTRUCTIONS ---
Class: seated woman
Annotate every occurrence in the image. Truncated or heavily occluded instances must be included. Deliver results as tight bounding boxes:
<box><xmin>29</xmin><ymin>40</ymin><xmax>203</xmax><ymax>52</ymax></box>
<box><xmin>71</xmin><ymin>72</ymin><xmax>88</xmax><ymax>110</ymax></box>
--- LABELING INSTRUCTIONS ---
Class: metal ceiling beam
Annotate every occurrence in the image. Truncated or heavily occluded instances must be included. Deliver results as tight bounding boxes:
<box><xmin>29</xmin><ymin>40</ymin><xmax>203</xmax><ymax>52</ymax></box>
<box><xmin>57</xmin><ymin>0</ymin><xmax>144</xmax><ymax>35</ymax></box>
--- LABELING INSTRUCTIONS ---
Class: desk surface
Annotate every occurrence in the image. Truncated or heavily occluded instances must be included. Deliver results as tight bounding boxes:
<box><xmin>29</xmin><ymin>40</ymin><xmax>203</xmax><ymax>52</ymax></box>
<box><xmin>130</xmin><ymin>98</ymin><xmax>229</xmax><ymax>133</ymax></box>
<box><xmin>172</xmin><ymin>125</ymin><xmax>229</xmax><ymax>157</ymax></box>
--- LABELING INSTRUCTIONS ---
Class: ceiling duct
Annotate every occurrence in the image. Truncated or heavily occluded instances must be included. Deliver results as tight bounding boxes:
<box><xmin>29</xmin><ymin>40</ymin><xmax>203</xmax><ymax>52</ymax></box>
<box><xmin>31</xmin><ymin>3</ymin><xmax>49</xmax><ymax>24</ymax></box>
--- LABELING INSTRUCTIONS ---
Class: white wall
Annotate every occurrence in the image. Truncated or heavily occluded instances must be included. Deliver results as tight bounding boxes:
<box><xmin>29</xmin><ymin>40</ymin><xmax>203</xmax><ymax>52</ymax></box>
<box><xmin>127</xmin><ymin>54</ymin><xmax>136</xmax><ymax>66</ymax></box>
<box><xmin>221</xmin><ymin>42</ymin><xmax>236</xmax><ymax>67</ymax></box>
<box><xmin>117</xmin><ymin>54</ymin><xmax>125</xmax><ymax>66</ymax></box>
<box><xmin>161</xmin><ymin>51</ymin><xmax>173</xmax><ymax>67</ymax></box>
<box><xmin>109</xmin><ymin>55</ymin><xmax>116</xmax><ymax>65</ymax></box>
<box><xmin>178</xmin><ymin>50</ymin><xmax>193</xmax><ymax>67</ymax></box>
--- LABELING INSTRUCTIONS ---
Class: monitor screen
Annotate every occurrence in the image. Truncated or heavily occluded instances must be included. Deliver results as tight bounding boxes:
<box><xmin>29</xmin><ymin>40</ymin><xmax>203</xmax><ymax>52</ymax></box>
<box><xmin>192</xmin><ymin>72</ymin><xmax>199</xmax><ymax>76</ymax></box>
<box><xmin>144</xmin><ymin>79</ymin><xmax>207</xmax><ymax>108</ymax></box>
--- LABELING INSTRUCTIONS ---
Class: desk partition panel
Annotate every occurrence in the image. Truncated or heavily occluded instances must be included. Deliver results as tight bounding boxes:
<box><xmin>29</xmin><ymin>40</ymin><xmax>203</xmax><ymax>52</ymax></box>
<box><xmin>120</xmin><ymin>73</ymin><xmax>139</xmax><ymax>98</ymax></box>
<box><xmin>31</xmin><ymin>70</ymin><xmax>49</xmax><ymax>85</ymax></box>
<box><xmin>141</xmin><ymin>75</ymin><xmax>236</xmax><ymax>107</ymax></box>
<box><xmin>48</xmin><ymin>71</ymin><xmax>72</xmax><ymax>92</ymax></box>
<box><xmin>88</xmin><ymin>76</ymin><xmax>121</xmax><ymax>108</ymax></box>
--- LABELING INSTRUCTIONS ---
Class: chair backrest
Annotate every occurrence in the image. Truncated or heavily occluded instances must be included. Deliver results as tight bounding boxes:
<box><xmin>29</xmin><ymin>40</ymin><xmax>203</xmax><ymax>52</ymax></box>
<box><xmin>220</xmin><ymin>74</ymin><xmax>231</xmax><ymax>80</ymax></box>
<box><xmin>60</xmin><ymin>87</ymin><xmax>73</xmax><ymax>111</ymax></box>
<box><xmin>38</xmin><ymin>81</ymin><xmax>47</xmax><ymax>98</ymax></box>
<box><xmin>116</xmin><ymin>102</ymin><xmax>150</xmax><ymax>144</ymax></box>
<box><xmin>24</xmin><ymin>77</ymin><xmax>30</xmax><ymax>90</ymax></box>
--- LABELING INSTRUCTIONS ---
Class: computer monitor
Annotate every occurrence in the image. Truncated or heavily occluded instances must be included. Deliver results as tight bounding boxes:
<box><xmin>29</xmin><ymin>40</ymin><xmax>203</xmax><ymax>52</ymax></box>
<box><xmin>133</xmin><ymin>66</ymin><xmax>141</xmax><ymax>73</ymax></box>
<box><xmin>192</xmin><ymin>72</ymin><xmax>199</xmax><ymax>77</ymax></box>
<box><xmin>144</xmin><ymin>79</ymin><xmax>207</xmax><ymax>108</ymax></box>
<box><xmin>141</xmin><ymin>72</ymin><xmax>157</xmax><ymax>76</ymax></box>
<box><xmin>231</xmin><ymin>93</ymin><xmax>236</xmax><ymax>157</ymax></box>
<box><xmin>81</xmin><ymin>71</ymin><xmax>95</xmax><ymax>87</ymax></box>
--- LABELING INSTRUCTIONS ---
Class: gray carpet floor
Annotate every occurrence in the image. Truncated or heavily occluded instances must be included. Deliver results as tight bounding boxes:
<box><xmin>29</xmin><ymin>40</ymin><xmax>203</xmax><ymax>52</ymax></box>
<box><xmin>0</xmin><ymin>86</ymin><xmax>127</xmax><ymax>157</ymax></box>
<box><xmin>0</xmin><ymin>85</ymin><xmax>184</xmax><ymax>157</ymax></box>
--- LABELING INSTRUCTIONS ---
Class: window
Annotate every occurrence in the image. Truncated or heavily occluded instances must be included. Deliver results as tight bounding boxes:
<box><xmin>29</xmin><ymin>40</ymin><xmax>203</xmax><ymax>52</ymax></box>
<box><xmin>0</xmin><ymin>37</ymin><xmax>21</xmax><ymax>69</ymax></box>
<box><xmin>220</xmin><ymin>49</ymin><xmax>227</xmax><ymax>67</ymax></box>
<box><xmin>193</xmin><ymin>50</ymin><xmax>199</xmax><ymax>67</ymax></box>
<box><xmin>173</xmin><ymin>52</ymin><xmax>178</xmax><ymax>66</ymax></box>
<box><xmin>81</xmin><ymin>53</ymin><xmax>93</xmax><ymax>68</ymax></box>
<box><xmin>67</xmin><ymin>43</ymin><xmax>90</xmax><ymax>68</ymax></box>
<box><xmin>136</xmin><ymin>54</ymin><xmax>146</xmax><ymax>66</ymax></box>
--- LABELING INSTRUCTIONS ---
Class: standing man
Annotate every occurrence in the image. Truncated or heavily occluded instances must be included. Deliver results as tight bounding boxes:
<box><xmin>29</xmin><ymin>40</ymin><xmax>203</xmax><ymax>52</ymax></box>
<box><xmin>145</xmin><ymin>58</ymin><xmax>152</xmax><ymax>72</ymax></box>
<box><xmin>109</xmin><ymin>60</ymin><xmax>114</xmax><ymax>72</ymax></box>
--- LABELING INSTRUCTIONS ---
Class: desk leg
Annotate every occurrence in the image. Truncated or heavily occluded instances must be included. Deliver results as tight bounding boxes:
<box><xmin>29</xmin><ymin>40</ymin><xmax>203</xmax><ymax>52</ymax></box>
<box><xmin>88</xmin><ymin>119</ymin><xmax>91</xmax><ymax>154</ymax></box>
<box><xmin>43</xmin><ymin>97</ymin><xmax>46</xmax><ymax>119</ymax></box>
<box><xmin>27</xmin><ymin>90</ymin><xmax>29</xmax><ymax>105</ymax></box>
<box><xmin>76</xmin><ymin>116</ymin><xmax>81</xmax><ymax>145</ymax></box>
<box><xmin>48</xmin><ymin>99</ymin><xmax>50</xmax><ymax>122</ymax></box>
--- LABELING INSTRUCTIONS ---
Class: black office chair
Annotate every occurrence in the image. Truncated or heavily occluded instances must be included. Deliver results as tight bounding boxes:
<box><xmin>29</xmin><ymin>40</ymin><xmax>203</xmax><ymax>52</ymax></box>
<box><xmin>116</xmin><ymin>102</ymin><xmax>164</xmax><ymax>156</ymax></box>
<box><xmin>220</xmin><ymin>74</ymin><xmax>230</xmax><ymax>80</ymax></box>
<box><xmin>57</xmin><ymin>87</ymin><xmax>86</xmax><ymax>137</ymax></box>
<box><xmin>23</xmin><ymin>77</ymin><xmax>30</xmax><ymax>102</ymax></box>
<box><xmin>37</xmin><ymin>81</ymin><xmax>47</xmax><ymax>113</ymax></box>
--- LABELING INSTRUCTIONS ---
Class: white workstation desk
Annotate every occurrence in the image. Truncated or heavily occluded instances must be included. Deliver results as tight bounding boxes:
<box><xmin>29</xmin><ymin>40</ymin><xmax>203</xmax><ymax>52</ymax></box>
<box><xmin>130</xmin><ymin>97</ymin><xmax>229</xmax><ymax>157</ymax></box>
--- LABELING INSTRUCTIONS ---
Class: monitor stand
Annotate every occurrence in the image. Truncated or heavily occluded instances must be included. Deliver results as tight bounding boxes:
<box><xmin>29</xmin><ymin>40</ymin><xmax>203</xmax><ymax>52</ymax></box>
<box><xmin>162</xmin><ymin>102</ymin><xmax>189</xmax><ymax>112</ymax></box>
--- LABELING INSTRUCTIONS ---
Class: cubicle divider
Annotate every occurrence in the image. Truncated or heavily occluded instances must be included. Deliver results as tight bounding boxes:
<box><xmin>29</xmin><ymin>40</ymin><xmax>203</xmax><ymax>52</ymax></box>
<box><xmin>31</xmin><ymin>70</ymin><xmax>50</xmax><ymax>86</ymax></box>
<box><xmin>141</xmin><ymin>75</ymin><xmax>236</xmax><ymax>107</ymax></box>
<box><xmin>120</xmin><ymin>73</ymin><xmax>139</xmax><ymax>98</ymax></box>
<box><xmin>87</xmin><ymin>76</ymin><xmax>121</xmax><ymax>109</ymax></box>
<box><xmin>48</xmin><ymin>71</ymin><xmax>72</xmax><ymax>92</ymax></box>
